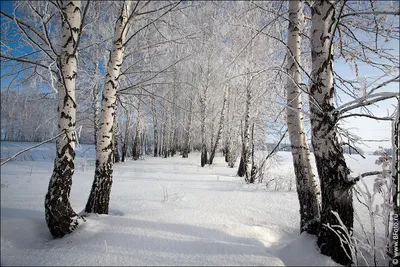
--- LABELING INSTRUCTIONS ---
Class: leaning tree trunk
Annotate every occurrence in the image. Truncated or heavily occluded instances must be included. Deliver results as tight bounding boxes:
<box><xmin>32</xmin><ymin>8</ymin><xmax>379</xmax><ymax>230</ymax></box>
<box><xmin>85</xmin><ymin>1</ymin><xmax>131</xmax><ymax>214</ymax></box>
<box><xmin>45</xmin><ymin>0</ymin><xmax>83</xmax><ymax>238</ymax></box>
<box><xmin>133</xmin><ymin>93</ymin><xmax>142</xmax><ymax>160</ymax></box>
<box><xmin>200</xmin><ymin>87</ymin><xmax>208</xmax><ymax>167</ymax></box>
<box><xmin>208</xmin><ymin>87</ymin><xmax>228</xmax><ymax>165</ymax></box>
<box><xmin>151</xmin><ymin>95</ymin><xmax>158</xmax><ymax>157</ymax></box>
<box><xmin>238</xmin><ymin>81</ymin><xmax>252</xmax><ymax>182</ymax></box>
<box><xmin>310</xmin><ymin>1</ymin><xmax>353</xmax><ymax>265</ymax></box>
<box><xmin>286</xmin><ymin>0</ymin><xmax>320</xmax><ymax>235</ymax></box>
<box><xmin>182</xmin><ymin>99</ymin><xmax>193</xmax><ymax>158</ymax></box>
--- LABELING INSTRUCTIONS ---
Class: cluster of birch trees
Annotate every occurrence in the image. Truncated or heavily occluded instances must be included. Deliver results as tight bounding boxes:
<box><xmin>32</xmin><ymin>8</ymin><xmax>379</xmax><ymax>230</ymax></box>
<box><xmin>1</xmin><ymin>0</ymin><xmax>399</xmax><ymax>266</ymax></box>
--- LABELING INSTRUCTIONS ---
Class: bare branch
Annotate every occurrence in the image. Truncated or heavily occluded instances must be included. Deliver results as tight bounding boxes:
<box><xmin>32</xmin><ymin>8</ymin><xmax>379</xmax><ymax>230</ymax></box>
<box><xmin>0</xmin><ymin>131</ymin><xmax>65</xmax><ymax>166</ymax></box>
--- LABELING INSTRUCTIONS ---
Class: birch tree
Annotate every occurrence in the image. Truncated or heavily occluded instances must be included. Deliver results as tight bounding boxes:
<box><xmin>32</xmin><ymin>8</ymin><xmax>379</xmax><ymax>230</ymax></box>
<box><xmin>151</xmin><ymin>94</ymin><xmax>159</xmax><ymax>157</ymax></box>
<box><xmin>286</xmin><ymin>0</ymin><xmax>320</xmax><ymax>235</ymax></box>
<box><xmin>44</xmin><ymin>0</ymin><xmax>85</xmax><ymax>238</ymax></box>
<box><xmin>132</xmin><ymin>90</ymin><xmax>142</xmax><ymax>160</ymax></box>
<box><xmin>309</xmin><ymin>1</ymin><xmax>354</xmax><ymax>264</ymax></box>
<box><xmin>208</xmin><ymin>86</ymin><xmax>228</xmax><ymax>165</ymax></box>
<box><xmin>85</xmin><ymin>1</ymin><xmax>131</xmax><ymax>214</ymax></box>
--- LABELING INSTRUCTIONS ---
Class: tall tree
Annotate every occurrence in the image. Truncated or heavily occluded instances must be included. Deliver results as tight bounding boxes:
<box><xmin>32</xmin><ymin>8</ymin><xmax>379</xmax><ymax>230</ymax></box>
<box><xmin>309</xmin><ymin>1</ymin><xmax>353</xmax><ymax>265</ymax></box>
<box><xmin>151</xmin><ymin>94</ymin><xmax>159</xmax><ymax>157</ymax></box>
<box><xmin>85</xmin><ymin>1</ymin><xmax>131</xmax><ymax>214</ymax></box>
<box><xmin>208</xmin><ymin>86</ymin><xmax>228</xmax><ymax>165</ymax></box>
<box><xmin>286</xmin><ymin>0</ymin><xmax>320</xmax><ymax>235</ymax></box>
<box><xmin>45</xmin><ymin>0</ymin><xmax>84</xmax><ymax>238</ymax></box>
<box><xmin>132</xmin><ymin>91</ymin><xmax>142</xmax><ymax>160</ymax></box>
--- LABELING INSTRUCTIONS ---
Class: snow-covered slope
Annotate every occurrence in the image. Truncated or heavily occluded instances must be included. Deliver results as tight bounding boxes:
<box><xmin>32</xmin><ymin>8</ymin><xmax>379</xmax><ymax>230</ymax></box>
<box><xmin>0</xmin><ymin>141</ymin><xmax>382</xmax><ymax>266</ymax></box>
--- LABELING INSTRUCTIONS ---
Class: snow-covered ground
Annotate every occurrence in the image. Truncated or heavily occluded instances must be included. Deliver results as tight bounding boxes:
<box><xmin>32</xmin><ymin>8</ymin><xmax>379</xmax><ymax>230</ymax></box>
<box><xmin>0</xmin><ymin>141</ymin><xmax>385</xmax><ymax>266</ymax></box>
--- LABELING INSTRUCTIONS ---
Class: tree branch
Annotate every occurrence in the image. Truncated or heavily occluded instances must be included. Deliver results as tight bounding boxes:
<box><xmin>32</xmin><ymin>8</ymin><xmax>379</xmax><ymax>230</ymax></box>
<box><xmin>0</xmin><ymin>131</ymin><xmax>65</xmax><ymax>166</ymax></box>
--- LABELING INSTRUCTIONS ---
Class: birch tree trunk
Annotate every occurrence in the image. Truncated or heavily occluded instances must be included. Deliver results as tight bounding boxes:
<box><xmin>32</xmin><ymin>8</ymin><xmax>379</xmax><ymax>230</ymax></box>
<box><xmin>121</xmin><ymin>109</ymin><xmax>130</xmax><ymax>162</ymax></box>
<box><xmin>159</xmin><ymin>106</ymin><xmax>164</xmax><ymax>157</ymax></box>
<box><xmin>133</xmin><ymin>93</ymin><xmax>142</xmax><ymax>161</ymax></box>
<box><xmin>286</xmin><ymin>0</ymin><xmax>320</xmax><ymax>235</ymax></box>
<box><xmin>238</xmin><ymin>81</ymin><xmax>251</xmax><ymax>182</ymax></box>
<box><xmin>182</xmin><ymin>99</ymin><xmax>193</xmax><ymax>158</ymax></box>
<box><xmin>208</xmin><ymin>86</ymin><xmax>228</xmax><ymax>165</ymax></box>
<box><xmin>250</xmin><ymin>122</ymin><xmax>257</xmax><ymax>183</ymax></box>
<box><xmin>224</xmin><ymin>88</ymin><xmax>231</xmax><ymax>163</ymax></box>
<box><xmin>200</xmin><ymin>87</ymin><xmax>208</xmax><ymax>167</ymax></box>
<box><xmin>92</xmin><ymin>62</ymin><xmax>99</xmax><ymax>148</ymax></box>
<box><xmin>310</xmin><ymin>1</ymin><xmax>353</xmax><ymax>265</ymax></box>
<box><xmin>162</xmin><ymin>103</ymin><xmax>169</xmax><ymax>158</ymax></box>
<box><xmin>113</xmin><ymin>118</ymin><xmax>120</xmax><ymax>163</ymax></box>
<box><xmin>45</xmin><ymin>0</ymin><xmax>83</xmax><ymax>238</ymax></box>
<box><xmin>171</xmin><ymin>85</ymin><xmax>177</xmax><ymax>157</ymax></box>
<box><xmin>85</xmin><ymin>1</ymin><xmax>131</xmax><ymax>214</ymax></box>
<box><xmin>151</xmin><ymin>95</ymin><xmax>158</xmax><ymax>157</ymax></box>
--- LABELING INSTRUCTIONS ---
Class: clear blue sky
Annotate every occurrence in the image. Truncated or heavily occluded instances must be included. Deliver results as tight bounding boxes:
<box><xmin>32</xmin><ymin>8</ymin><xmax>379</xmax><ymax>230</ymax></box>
<box><xmin>1</xmin><ymin>0</ymin><xmax>398</xmax><ymax>152</ymax></box>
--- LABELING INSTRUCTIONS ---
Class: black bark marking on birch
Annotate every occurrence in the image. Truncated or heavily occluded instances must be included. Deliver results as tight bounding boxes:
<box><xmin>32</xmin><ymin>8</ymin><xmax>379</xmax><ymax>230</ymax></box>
<box><xmin>85</xmin><ymin>157</ymin><xmax>114</xmax><ymax>214</ymax></box>
<box><xmin>312</xmin><ymin>105</ymin><xmax>354</xmax><ymax>266</ymax></box>
<box><xmin>45</xmin><ymin>142</ymin><xmax>80</xmax><ymax>238</ymax></box>
<box><xmin>60</xmin><ymin>112</ymin><xmax>72</xmax><ymax>120</ymax></box>
<box><xmin>106</xmin><ymin>80</ymin><xmax>116</xmax><ymax>89</ymax></box>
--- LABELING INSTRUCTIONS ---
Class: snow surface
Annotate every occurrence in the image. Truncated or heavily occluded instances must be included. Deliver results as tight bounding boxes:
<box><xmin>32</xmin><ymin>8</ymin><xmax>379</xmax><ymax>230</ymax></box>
<box><xmin>1</xmin><ymin>141</ymin><xmax>383</xmax><ymax>266</ymax></box>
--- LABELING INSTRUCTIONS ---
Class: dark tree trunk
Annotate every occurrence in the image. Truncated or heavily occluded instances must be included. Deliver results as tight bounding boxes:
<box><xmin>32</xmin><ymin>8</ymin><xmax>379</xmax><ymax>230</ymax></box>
<box><xmin>85</xmin><ymin>156</ymin><xmax>114</xmax><ymax>214</ymax></box>
<box><xmin>237</xmin><ymin>155</ymin><xmax>245</xmax><ymax>177</ymax></box>
<box><xmin>182</xmin><ymin>100</ymin><xmax>192</xmax><ymax>158</ymax></box>
<box><xmin>201</xmin><ymin>144</ymin><xmax>208</xmax><ymax>167</ymax></box>
<box><xmin>121</xmin><ymin>111</ymin><xmax>130</xmax><ymax>162</ymax></box>
<box><xmin>113</xmin><ymin>119</ymin><xmax>120</xmax><ymax>163</ymax></box>
<box><xmin>310</xmin><ymin>1</ymin><xmax>353</xmax><ymax>265</ymax></box>
<box><xmin>249</xmin><ymin>123</ymin><xmax>257</xmax><ymax>183</ymax></box>
<box><xmin>208</xmin><ymin>87</ymin><xmax>228</xmax><ymax>165</ymax></box>
<box><xmin>152</xmin><ymin>96</ymin><xmax>158</xmax><ymax>157</ymax></box>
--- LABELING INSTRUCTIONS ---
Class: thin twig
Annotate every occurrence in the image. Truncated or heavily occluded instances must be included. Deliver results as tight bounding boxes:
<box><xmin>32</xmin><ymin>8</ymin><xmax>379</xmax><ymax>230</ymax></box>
<box><xmin>0</xmin><ymin>131</ymin><xmax>65</xmax><ymax>166</ymax></box>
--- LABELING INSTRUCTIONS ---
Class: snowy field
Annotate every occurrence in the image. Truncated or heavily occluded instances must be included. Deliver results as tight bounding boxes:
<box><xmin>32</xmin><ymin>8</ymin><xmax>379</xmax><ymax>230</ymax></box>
<box><xmin>0</xmin><ymin>141</ymin><xmax>385</xmax><ymax>266</ymax></box>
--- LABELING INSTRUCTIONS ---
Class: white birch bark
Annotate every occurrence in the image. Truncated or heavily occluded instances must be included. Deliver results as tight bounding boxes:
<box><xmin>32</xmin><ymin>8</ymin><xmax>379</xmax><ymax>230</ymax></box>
<box><xmin>208</xmin><ymin>86</ymin><xmax>228</xmax><ymax>165</ymax></box>
<box><xmin>85</xmin><ymin>1</ymin><xmax>131</xmax><ymax>214</ymax></box>
<box><xmin>238</xmin><ymin>77</ymin><xmax>251</xmax><ymax>181</ymax></box>
<box><xmin>45</xmin><ymin>0</ymin><xmax>83</xmax><ymax>238</ymax></box>
<box><xmin>310</xmin><ymin>1</ymin><xmax>353</xmax><ymax>265</ymax></box>
<box><xmin>286</xmin><ymin>0</ymin><xmax>320</xmax><ymax>235</ymax></box>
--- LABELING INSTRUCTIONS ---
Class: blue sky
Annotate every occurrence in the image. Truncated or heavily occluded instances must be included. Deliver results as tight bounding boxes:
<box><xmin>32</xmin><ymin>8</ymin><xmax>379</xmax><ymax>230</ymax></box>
<box><xmin>1</xmin><ymin>0</ymin><xmax>398</xmax><ymax>152</ymax></box>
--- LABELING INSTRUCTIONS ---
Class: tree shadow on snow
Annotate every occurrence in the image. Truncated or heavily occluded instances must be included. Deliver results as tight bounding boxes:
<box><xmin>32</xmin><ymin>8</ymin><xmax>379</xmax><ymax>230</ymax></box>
<box><xmin>1</xmin><ymin>207</ymin><xmax>54</xmax><ymax>249</ymax></box>
<box><xmin>76</xmin><ymin>215</ymin><xmax>275</xmax><ymax>258</ymax></box>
